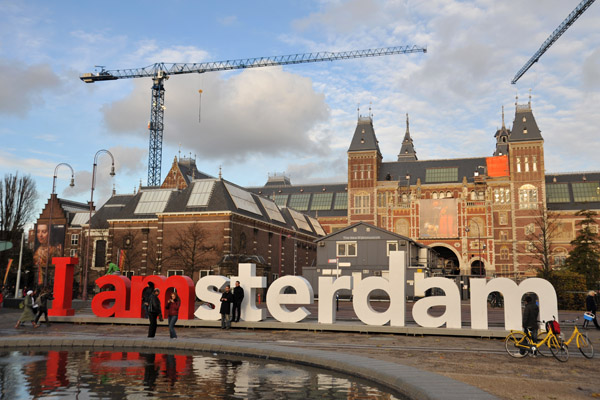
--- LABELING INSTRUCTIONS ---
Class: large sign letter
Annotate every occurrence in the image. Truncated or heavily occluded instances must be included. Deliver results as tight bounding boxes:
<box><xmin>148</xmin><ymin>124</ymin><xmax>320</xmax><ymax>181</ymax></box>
<box><xmin>470</xmin><ymin>277</ymin><xmax>558</xmax><ymax>330</ymax></box>
<box><xmin>318</xmin><ymin>276</ymin><xmax>352</xmax><ymax>324</ymax></box>
<box><xmin>353</xmin><ymin>251</ymin><xmax>405</xmax><ymax>326</ymax></box>
<box><xmin>49</xmin><ymin>257</ymin><xmax>77</xmax><ymax>316</ymax></box>
<box><xmin>231</xmin><ymin>263</ymin><xmax>267</xmax><ymax>322</ymax></box>
<box><xmin>195</xmin><ymin>275</ymin><xmax>228</xmax><ymax>321</ymax></box>
<box><xmin>413</xmin><ymin>277</ymin><xmax>461</xmax><ymax>329</ymax></box>
<box><xmin>266</xmin><ymin>276</ymin><xmax>314</xmax><ymax>323</ymax></box>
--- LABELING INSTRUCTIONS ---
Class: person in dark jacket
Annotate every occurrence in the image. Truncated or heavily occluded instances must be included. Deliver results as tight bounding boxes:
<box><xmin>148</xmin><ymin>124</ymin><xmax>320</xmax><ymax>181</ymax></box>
<box><xmin>141</xmin><ymin>281</ymin><xmax>155</xmax><ymax>319</ymax></box>
<box><xmin>231</xmin><ymin>281</ymin><xmax>244</xmax><ymax>323</ymax></box>
<box><xmin>165</xmin><ymin>291</ymin><xmax>181</xmax><ymax>339</ymax></box>
<box><xmin>34</xmin><ymin>287</ymin><xmax>54</xmax><ymax>327</ymax></box>
<box><xmin>220</xmin><ymin>285</ymin><xmax>233</xmax><ymax>329</ymax></box>
<box><xmin>147</xmin><ymin>288</ymin><xmax>163</xmax><ymax>338</ymax></box>
<box><xmin>583</xmin><ymin>290</ymin><xmax>600</xmax><ymax>329</ymax></box>
<box><xmin>522</xmin><ymin>296</ymin><xmax>539</xmax><ymax>346</ymax></box>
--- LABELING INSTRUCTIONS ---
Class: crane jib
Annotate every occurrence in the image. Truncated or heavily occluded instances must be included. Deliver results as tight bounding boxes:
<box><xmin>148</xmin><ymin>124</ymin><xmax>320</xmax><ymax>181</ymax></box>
<box><xmin>79</xmin><ymin>45</ymin><xmax>427</xmax><ymax>186</ymax></box>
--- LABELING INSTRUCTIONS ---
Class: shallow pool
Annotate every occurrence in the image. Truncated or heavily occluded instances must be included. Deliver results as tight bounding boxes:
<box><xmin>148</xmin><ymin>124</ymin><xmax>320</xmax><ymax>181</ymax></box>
<box><xmin>0</xmin><ymin>350</ymin><xmax>403</xmax><ymax>399</ymax></box>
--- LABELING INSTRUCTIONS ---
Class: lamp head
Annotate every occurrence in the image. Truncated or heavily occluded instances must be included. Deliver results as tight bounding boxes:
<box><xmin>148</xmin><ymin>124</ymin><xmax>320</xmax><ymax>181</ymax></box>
<box><xmin>110</xmin><ymin>165</ymin><xmax>116</xmax><ymax>177</ymax></box>
<box><xmin>69</xmin><ymin>177</ymin><xmax>75</xmax><ymax>187</ymax></box>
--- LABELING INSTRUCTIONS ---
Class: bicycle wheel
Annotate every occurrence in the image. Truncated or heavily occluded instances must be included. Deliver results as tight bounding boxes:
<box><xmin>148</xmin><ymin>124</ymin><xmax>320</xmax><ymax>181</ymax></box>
<box><xmin>536</xmin><ymin>331</ymin><xmax>551</xmax><ymax>357</ymax></box>
<box><xmin>577</xmin><ymin>333</ymin><xmax>594</xmax><ymax>359</ymax></box>
<box><xmin>505</xmin><ymin>332</ymin><xmax>530</xmax><ymax>358</ymax></box>
<box><xmin>548</xmin><ymin>335</ymin><xmax>569</xmax><ymax>362</ymax></box>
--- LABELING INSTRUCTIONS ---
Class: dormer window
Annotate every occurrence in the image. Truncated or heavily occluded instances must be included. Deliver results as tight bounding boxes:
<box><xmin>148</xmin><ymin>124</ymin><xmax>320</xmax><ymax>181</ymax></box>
<box><xmin>523</xmin><ymin>128</ymin><xmax>528</xmax><ymax>134</ymax></box>
<box><xmin>522</xmin><ymin>117</ymin><xmax>526</xmax><ymax>123</ymax></box>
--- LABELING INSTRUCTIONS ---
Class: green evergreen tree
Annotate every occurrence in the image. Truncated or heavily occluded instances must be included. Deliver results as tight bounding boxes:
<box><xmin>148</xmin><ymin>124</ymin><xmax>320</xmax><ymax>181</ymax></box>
<box><xmin>565</xmin><ymin>210</ymin><xmax>600</xmax><ymax>289</ymax></box>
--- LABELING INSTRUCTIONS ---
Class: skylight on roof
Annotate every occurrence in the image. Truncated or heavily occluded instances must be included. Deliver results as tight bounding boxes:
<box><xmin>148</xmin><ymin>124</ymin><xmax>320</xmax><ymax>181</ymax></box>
<box><xmin>426</xmin><ymin>167</ymin><xmax>458</xmax><ymax>183</ymax></box>
<box><xmin>134</xmin><ymin>190</ymin><xmax>173</xmax><ymax>214</ymax></box>
<box><xmin>287</xmin><ymin>208</ymin><xmax>312</xmax><ymax>231</ymax></box>
<box><xmin>308</xmin><ymin>216</ymin><xmax>326</xmax><ymax>236</ymax></box>
<box><xmin>224</xmin><ymin>182</ymin><xmax>262</xmax><ymax>216</ymax></box>
<box><xmin>187</xmin><ymin>179</ymin><xmax>215</xmax><ymax>207</ymax></box>
<box><xmin>259</xmin><ymin>197</ymin><xmax>286</xmax><ymax>223</ymax></box>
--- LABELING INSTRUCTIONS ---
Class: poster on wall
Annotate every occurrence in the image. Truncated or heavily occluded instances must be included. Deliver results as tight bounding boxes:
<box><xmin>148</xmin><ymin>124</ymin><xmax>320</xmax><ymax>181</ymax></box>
<box><xmin>419</xmin><ymin>199</ymin><xmax>458</xmax><ymax>238</ymax></box>
<box><xmin>33</xmin><ymin>223</ymin><xmax>66</xmax><ymax>283</ymax></box>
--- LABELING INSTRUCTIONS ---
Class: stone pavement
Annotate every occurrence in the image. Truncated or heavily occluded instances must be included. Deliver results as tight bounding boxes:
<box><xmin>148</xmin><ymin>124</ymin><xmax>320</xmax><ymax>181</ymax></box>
<box><xmin>1</xmin><ymin>302</ymin><xmax>598</xmax><ymax>399</ymax></box>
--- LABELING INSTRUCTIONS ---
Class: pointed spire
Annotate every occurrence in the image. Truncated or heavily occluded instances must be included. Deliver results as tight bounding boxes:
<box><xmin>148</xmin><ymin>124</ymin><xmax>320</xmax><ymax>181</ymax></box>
<box><xmin>112</xmin><ymin>183</ymin><xmax>116</xmax><ymax>197</ymax></box>
<box><xmin>218</xmin><ymin>165</ymin><xmax>222</xmax><ymax>180</ymax></box>
<box><xmin>502</xmin><ymin>105</ymin><xmax>505</xmax><ymax>129</ymax></box>
<box><xmin>397</xmin><ymin>113</ymin><xmax>417</xmax><ymax>161</ymax></box>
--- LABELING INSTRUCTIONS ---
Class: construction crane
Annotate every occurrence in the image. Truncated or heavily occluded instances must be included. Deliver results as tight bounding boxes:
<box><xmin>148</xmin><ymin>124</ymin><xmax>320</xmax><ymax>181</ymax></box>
<box><xmin>511</xmin><ymin>0</ymin><xmax>596</xmax><ymax>84</ymax></box>
<box><xmin>81</xmin><ymin>45</ymin><xmax>427</xmax><ymax>186</ymax></box>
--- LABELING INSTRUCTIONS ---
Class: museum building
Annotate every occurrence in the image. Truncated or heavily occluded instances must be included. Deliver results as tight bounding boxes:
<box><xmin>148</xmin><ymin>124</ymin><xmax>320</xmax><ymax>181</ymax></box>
<box><xmin>248</xmin><ymin>97</ymin><xmax>600</xmax><ymax>280</ymax></box>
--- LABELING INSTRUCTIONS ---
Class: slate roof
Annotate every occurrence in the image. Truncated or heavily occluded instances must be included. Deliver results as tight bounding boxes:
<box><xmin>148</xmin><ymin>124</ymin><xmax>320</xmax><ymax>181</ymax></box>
<box><xmin>93</xmin><ymin>179</ymin><xmax>325</xmax><ymax>238</ymax></box>
<box><xmin>380</xmin><ymin>157</ymin><xmax>489</xmax><ymax>185</ymax></box>
<box><xmin>509</xmin><ymin>104</ymin><xmax>542</xmax><ymax>142</ymax></box>
<box><xmin>316</xmin><ymin>221</ymin><xmax>430</xmax><ymax>250</ymax></box>
<box><xmin>348</xmin><ymin>116</ymin><xmax>381</xmax><ymax>155</ymax></box>
<box><xmin>545</xmin><ymin>172</ymin><xmax>600</xmax><ymax>211</ymax></box>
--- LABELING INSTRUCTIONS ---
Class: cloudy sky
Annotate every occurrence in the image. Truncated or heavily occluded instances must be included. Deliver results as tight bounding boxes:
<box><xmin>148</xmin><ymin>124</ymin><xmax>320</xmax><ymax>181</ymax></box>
<box><xmin>1</xmin><ymin>0</ymin><xmax>599</xmax><ymax>212</ymax></box>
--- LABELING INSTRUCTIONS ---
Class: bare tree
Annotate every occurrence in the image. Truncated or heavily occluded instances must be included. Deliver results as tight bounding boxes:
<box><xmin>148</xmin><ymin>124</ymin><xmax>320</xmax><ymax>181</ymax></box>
<box><xmin>0</xmin><ymin>173</ymin><xmax>37</xmax><ymax>242</ymax></box>
<box><xmin>526</xmin><ymin>209</ymin><xmax>562</xmax><ymax>279</ymax></box>
<box><xmin>167</xmin><ymin>223</ymin><xmax>216</xmax><ymax>276</ymax></box>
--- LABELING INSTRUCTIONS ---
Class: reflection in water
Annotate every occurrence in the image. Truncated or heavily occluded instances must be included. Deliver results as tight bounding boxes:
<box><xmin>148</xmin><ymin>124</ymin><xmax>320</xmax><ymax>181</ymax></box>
<box><xmin>0</xmin><ymin>350</ymin><xmax>402</xmax><ymax>399</ymax></box>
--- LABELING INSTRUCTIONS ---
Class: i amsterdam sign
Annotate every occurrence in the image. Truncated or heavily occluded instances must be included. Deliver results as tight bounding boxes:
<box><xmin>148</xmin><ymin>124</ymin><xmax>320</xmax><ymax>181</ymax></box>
<box><xmin>49</xmin><ymin>253</ymin><xmax>558</xmax><ymax>331</ymax></box>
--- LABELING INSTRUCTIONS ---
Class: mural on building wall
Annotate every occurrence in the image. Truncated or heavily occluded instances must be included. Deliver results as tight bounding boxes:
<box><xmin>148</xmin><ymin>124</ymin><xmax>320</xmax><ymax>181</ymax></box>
<box><xmin>419</xmin><ymin>199</ymin><xmax>458</xmax><ymax>238</ymax></box>
<box><xmin>33</xmin><ymin>224</ymin><xmax>65</xmax><ymax>283</ymax></box>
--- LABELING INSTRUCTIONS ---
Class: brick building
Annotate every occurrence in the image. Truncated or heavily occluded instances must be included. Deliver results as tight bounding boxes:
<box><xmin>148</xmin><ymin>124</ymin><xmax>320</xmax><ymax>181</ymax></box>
<box><xmin>37</xmin><ymin>157</ymin><xmax>325</xmax><ymax>294</ymax></box>
<box><xmin>248</xmin><ymin>98</ymin><xmax>600</xmax><ymax>281</ymax></box>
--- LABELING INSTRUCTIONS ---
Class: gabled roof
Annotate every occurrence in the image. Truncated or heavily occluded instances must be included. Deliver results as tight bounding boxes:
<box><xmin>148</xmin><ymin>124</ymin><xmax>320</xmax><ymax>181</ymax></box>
<box><xmin>316</xmin><ymin>221</ymin><xmax>428</xmax><ymax>248</ymax></box>
<box><xmin>545</xmin><ymin>172</ymin><xmax>600</xmax><ymax>211</ymax></box>
<box><xmin>348</xmin><ymin>116</ymin><xmax>381</xmax><ymax>155</ymax></box>
<box><xmin>380</xmin><ymin>157</ymin><xmax>489</xmax><ymax>185</ymax></box>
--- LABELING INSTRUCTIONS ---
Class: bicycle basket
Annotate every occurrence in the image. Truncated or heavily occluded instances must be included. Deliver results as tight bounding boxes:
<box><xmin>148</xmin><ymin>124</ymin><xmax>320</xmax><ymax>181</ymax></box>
<box><xmin>584</xmin><ymin>312</ymin><xmax>595</xmax><ymax>321</ymax></box>
<box><xmin>545</xmin><ymin>320</ymin><xmax>560</xmax><ymax>334</ymax></box>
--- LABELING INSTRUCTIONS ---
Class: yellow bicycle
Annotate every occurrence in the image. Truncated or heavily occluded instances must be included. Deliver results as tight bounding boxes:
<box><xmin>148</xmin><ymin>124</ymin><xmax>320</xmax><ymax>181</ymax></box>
<box><xmin>505</xmin><ymin>320</ymin><xmax>569</xmax><ymax>362</ymax></box>
<box><xmin>557</xmin><ymin>318</ymin><xmax>594</xmax><ymax>359</ymax></box>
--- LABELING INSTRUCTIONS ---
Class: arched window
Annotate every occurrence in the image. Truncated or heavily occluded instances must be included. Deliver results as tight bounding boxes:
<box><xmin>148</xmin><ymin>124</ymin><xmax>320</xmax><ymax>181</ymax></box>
<box><xmin>470</xmin><ymin>190</ymin><xmax>476</xmax><ymax>200</ymax></box>
<box><xmin>432</xmin><ymin>192</ymin><xmax>438</xmax><ymax>200</ymax></box>
<box><xmin>519</xmin><ymin>184</ymin><xmax>538</xmax><ymax>209</ymax></box>
<box><xmin>500</xmin><ymin>247</ymin><xmax>509</xmax><ymax>261</ymax></box>
<box><xmin>446</xmin><ymin>191</ymin><xmax>452</xmax><ymax>198</ymax></box>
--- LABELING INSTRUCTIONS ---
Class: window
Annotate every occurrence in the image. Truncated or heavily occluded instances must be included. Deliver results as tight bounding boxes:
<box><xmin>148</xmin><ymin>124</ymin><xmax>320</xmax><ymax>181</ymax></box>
<box><xmin>289</xmin><ymin>194</ymin><xmax>310</xmax><ymax>211</ymax></box>
<box><xmin>71</xmin><ymin>234</ymin><xmax>79</xmax><ymax>246</ymax></box>
<box><xmin>199</xmin><ymin>270</ymin><xmax>211</xmax><ymax>278</ymax></box>
<box><xmin>124</xmin><ymin>271</ymin><xmax>134</xmax><ymax>278</ymax></box>
<box><xmin>547</xmin><ymin>183</ymin><xmax>570</xmax><ymax>203</ymax></box>
<box><xmin>516</xmin><ymin>157</ymin><xmax>521</xmax><ymax>173</ymax></box>
<box><xmin>311</xmin><ymin>193</ymin><xmax>333</xmax><ymax>210</ymax></box>
<box><xmin>336</xmin><ymin>241</ymin><xmax>357</xmax><ymax>257</ymax></box>
<box><xmin>470</xmin><ymin>190</ymin><xmax>476</xmax><ymax>201</ymax></box>
<box><xmin>525</xmin><ymin>156</ymin><xmax>529</xmax><ymax>172</ymax></box>
<box><xmin>377</xmin><ymin>192</ymin><xmax>387</xmax><ymax>207</ymax></box>
<box><xmin>572</xmin><ymin>182</ymin><xmax>600</xmax><ymax>202</ymax></box>
<box><xmin>353</xmin><ymin>193</ymin><xmax>370</xmax><ymax>214</ymax></box>
<box><xmin>167</xmin><ymin>270</ymin><xmax>184</xmax><ymax>277</ymax></box>
<box><xmin>500</xmin><ymin>231</ymin><xmax>508</xmax><ymax>241</ymax></box>
<box><xmin>554</xmin><ymin>255</ymin><xmax>566</xmax><ymax>267</ymax></box>
<box><xmin>401</xmin><ymin>193</ymin><xmax>408</xmax><ymax>203</ymax></box>
<box><xmin>499</xmin><ymin>212</ymin><xmax>508</xmax><ymax>225</ymax></box>
<box><xmin>446</xmin><ymin>191</ymin><xmax>452</xmax><ymax>198</ymax></box>
<box><xmin>333</xmin><ymin>192</ymin><xmax>348</xmax><ymax>210</ymax></box>
<box><xmin>533</xmin><ymin>156</ymin><xmax>537</xmax><ymax>172</ymax></box>
<box><xmin>519</xmin><ymin>184</ymin><xmax>538</xmax><ymax>209</ymax></box>
<box><xmin>525</xmin><ymin>223</ymin><xmax>535</xmax><ymax>235</ymax></box>
<box><xmin>432</xmin><ymin>192</ymin><xmax>438</xmax><ymax>200</ymax></box>
<box><xmin>70</xmin><ymin>249</ymin><xmax>78</xmax><ymax>257</ymax></box>
<box><xmin>526</xmin><ymin>242</ymin><xmax>535</xmax><ymax>252</ymax></box>
<box><xmin>387</xmin><ymin>241</ymin><xmax>398</xmax><ymax>256</ymax></box>
<box><xmin>425</xmin><ymin>167</ymin><xmax>458</xmax><ymax>183</ymax></box>
<box><xmin>272</xmin><ymin>194</ymin><xmax>288</xmax><ymax>207</ymax></box>
<box><xmin>477</xmin><ymin>191</ymin><xmax>485</xmax><ymax>201</ymax></box>
<box><xmin>500</xmin><ymin>247</ymin><xmax>509</xmax><ymax>260</ymax></box>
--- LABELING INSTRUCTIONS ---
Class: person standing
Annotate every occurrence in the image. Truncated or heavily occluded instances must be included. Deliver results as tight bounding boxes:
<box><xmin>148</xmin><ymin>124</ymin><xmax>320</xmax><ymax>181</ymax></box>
<box><xmin>522</xmin><ymin>295</ymin><xmax>539</xmax><ymax>352</ymax></box>
<box><xmin>147</xmin><ymin>288</ymin><xmax>163</xmax><ymax>338</ymax></box>
<box><xmin>583</xmin><ymin>290</ymin><xmax>600</xmax><ymax>329</ymax></box>
<box><xmin>165</xmin><ymin>291</ymin><xmax>181</xmax><ymax>339</ymax></box>
<box><xmin>15</xmin><ymin>290</ymin><xmax>36</xmax><ymax>328</ymax></box>
<box><xmin>232</xmin><ymin>281</ymin><xmax>244</xmax><ymax>323</ymax></box>
<box><xmin>220</xmin><ymin>285</ymin><xmax>233</xmax><ymax>329</ymax></box>
<box><xmin>141</xmin><ymin>281</ymin><xmax>155</xmax><ymax>318</ymax></box>
<box><xmin>34</xmin><ymin>287</ymin><xmax>54</xmax><ymax>327</ymax></box>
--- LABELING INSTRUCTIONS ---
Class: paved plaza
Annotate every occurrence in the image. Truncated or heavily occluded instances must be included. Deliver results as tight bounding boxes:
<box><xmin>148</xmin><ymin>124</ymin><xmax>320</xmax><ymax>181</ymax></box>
<box><xmin>1</xmin><ymin>301</ymin><xmax>599</xmax><ymax>399</ymax></box>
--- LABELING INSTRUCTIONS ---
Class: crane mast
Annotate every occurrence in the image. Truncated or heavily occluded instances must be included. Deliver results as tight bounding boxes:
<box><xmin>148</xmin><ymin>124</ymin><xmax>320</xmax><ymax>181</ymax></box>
<box><xmin>511</xmin><ymin>0</ymin><xmax>596</xmax><ymax>84</ymax></box>
<box><xmin>81</xmin><ymin>45</ymin><xmax>427</xmax><ymax>186</ymax></box>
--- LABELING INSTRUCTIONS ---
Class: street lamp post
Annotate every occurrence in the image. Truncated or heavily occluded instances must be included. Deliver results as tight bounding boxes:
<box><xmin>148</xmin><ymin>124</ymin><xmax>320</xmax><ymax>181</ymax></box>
<box><xmin>44</xmin><ymin>163</ymin><xmax>75</xmax><ymax>286</ymax></box>
<box><xmin>466</xmin><ymin>219</ymin><xmax>486</xmax><ymax>277</ymax></box>
<box><xmin>82</xmin><ymin>150</ymin><xmax>115</xmax><ymax>300</ymax></box>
